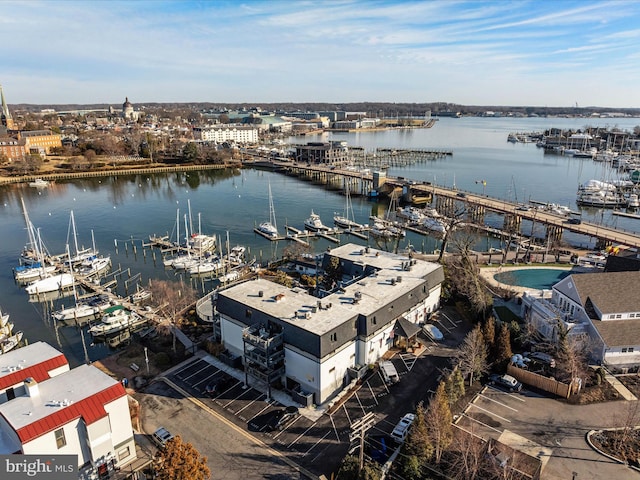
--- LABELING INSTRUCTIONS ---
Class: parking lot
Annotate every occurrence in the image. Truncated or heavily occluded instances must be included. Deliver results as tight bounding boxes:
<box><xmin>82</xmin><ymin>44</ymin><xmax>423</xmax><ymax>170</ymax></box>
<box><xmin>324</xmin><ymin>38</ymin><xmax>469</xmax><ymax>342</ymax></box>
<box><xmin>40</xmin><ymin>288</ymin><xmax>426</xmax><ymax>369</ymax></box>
<box><xmin>135</xmin><ymin>306</ymin><xmax>471</xmax><ymax>478</ymax></box>
<box><xmin>455</xmin><ymin>384</ymin><xmax>635</xmax><ymax>480</ymax></box>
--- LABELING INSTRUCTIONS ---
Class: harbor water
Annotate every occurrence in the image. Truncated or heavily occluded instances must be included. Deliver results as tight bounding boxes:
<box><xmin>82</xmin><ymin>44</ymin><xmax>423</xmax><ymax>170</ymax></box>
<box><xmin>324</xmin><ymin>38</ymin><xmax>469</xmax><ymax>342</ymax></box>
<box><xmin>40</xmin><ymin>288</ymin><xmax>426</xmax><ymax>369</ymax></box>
<box><xmin>1</xmin><ymin>116</ymin><xmax>639</xmax><ymax>365</ymax></box>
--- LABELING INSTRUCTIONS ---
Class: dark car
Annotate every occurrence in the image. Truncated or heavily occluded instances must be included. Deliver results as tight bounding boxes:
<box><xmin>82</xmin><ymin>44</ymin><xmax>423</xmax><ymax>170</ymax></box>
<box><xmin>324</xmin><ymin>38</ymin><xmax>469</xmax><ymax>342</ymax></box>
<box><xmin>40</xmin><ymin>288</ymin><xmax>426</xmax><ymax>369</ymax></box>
<box><xmin>567</xmin><ymin>217</ymin><xmax>581</xmax><ymax>224</ymax></box>
<box><xmin>204</xmin><ymin>375</ymin><xmax>235</xmax><ymax>397</ymax></box>
<box><xmin>488</xmin><ymin>374</ymin><xmax>522</xmax><ymax>392</ymax></box>
<box><xmin>266</xmin><ymin>406</ymin><xmax>300</xmax><ymax>431</ymax></box>
<box><xmin>456</xmin><ymin>192</ymin><xmax>466</xmax><ymax>198</ymax></box>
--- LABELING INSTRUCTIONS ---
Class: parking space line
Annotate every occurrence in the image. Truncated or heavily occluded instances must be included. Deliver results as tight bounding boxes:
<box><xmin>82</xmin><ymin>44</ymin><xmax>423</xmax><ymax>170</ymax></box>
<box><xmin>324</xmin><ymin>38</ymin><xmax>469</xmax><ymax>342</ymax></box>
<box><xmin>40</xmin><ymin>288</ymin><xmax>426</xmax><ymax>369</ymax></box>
<box><xmin>181</xmin><ymin>366</ymin><xmax>210</xmax><ymax>382</ymax></box>
<box><xmin>439</xmin><ymin>311</ymin><xmax>460</xmax><ymax>328</ymax></box>
<box><xmin>192</xmin><ymin>371</ymin><xmax>222</xmax><ymax>390</ymax></box>
<box><xmin>248</xmin><ymin>403</ymin><xmax>273</xmax><ymax>425</ymax></box>
<box><xmin>171</xmin><ymin>359</ymin><xmax>202</xmax><ymax>376</ymax></box>
<box><xmin>273</xmin><ymin>416</ymin><xmax>302</xmax><ymax>439</ymax></box>
<box><xmin>287</xmin><ymin>422</ymin><xmax>317</xmax><ymax>449</ymax></box>
<box><xmin>329</xmin><ymin>414</ymin><xmax>341</xmax><ymax>441</ymax></box>
<box><xmin>477</xmin><ymin>393</ymin><xmax>519</xmax><ymax>411</ymax></box>
<box><xmin>460</xmin><ymin>413</ymin><xmax>502</xmax><ymax>433</ymax></box>
<box><xmin>366</xmin><ymin>381</ymin><xmax>379</xmax><ymax>405</ymax></box>
<box><xmin>223</xmin><ymin>386</ymin><xmax>253</xmax><ymax>408</ymax></box>
<box><xmin>302</xmin><ymin>430</ymin><xmax>331</xmax><ymax>456</ymax></box>
<box><xmin>354</xmin><ymin>391</ymin><xmax>366</xmax><ymax>415</ymax></box>
<box><xmin>342</xmin><ymin>404</ymin><xmax>351</xmax><ymax>425</ymax></box>
<box><xmin>487</xmin><ymin>386</ymin><xmax>527</xmax><ymax>402</ymax></box>
<box><xmin>468</xmin><ymin>403</ymin><xmax>511</xmax><ymax>423</ymax></box>
<box><xmin>213</xmin><ymin>381</ymin><xmax>240</xmax><ymax>401</ymax></box>
<box><xmin>434</xmin><ymin>319</ymin><xmax>453</xmax><ymax>333</ymax></box>
<box><xmin>377</xmin><ymin>371</ymin><xmax>390</xmax><ymax>394</ymax></box>
<box><xmin>235</xmin><ymin>394</ymin><xmax>267</xmax><ymax>415</ymax></box>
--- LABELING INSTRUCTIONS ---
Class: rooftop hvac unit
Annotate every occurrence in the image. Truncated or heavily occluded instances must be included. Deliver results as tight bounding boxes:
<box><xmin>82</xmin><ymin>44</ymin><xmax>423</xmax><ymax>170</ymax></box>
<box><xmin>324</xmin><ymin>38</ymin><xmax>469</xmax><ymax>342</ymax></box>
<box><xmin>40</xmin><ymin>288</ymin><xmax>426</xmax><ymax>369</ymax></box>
<box><xmin>305</xmin><ymin>312</ymin><xmax>312</xmax><ymax>319</ymax></box>
<box><xmin>258</xmin><ymin>290</ymin><xmax>264</xmax><ymax>297</ymax></box>
<box><xmin>390</xmin><ymin>278</ymin><xmax>396</xmax><ymax>285</ymax></box>
<box><xmin>397</xmin><ymin>276</ymin><xmax>402</xmax><ymax>283</ymax></box>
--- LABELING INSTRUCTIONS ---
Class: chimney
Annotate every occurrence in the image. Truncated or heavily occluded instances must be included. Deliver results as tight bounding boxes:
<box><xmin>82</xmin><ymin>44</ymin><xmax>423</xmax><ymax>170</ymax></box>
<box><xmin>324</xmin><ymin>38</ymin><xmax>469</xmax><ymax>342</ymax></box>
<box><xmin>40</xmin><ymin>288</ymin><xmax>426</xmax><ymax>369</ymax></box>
<box><xmin>24</xmin><ymin>377</ymin><xmax>39</xmax><ymax>398</ymax></box>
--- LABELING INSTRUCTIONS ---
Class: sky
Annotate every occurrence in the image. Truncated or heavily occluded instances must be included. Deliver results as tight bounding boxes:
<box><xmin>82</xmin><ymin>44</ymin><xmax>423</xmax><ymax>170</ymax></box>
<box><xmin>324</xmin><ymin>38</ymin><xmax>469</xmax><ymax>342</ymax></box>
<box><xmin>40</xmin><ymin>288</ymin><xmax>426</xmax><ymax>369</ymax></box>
<box><xmin>2</xmin><ymin>0</ymin><xmax>640</xmax><ymax>107</ymax></box>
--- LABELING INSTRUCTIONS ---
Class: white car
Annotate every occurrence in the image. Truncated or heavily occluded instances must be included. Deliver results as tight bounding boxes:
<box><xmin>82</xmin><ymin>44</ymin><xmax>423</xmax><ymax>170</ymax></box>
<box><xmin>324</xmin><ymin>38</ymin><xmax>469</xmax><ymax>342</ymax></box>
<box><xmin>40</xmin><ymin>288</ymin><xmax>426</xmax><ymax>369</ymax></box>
<box><xmin>391</xmin><ymin>413</ymin><xmax>416</xmax><ymax>443</ymax></box>
<box><xmin>151</xmin><ymin>427</ymin><xmax>174</xmax><ymax>448</ymax></box>
<box><xmin>422</xmin><ymin>324</ymin><xmax>444</xmax><ymax>341</ymax></box>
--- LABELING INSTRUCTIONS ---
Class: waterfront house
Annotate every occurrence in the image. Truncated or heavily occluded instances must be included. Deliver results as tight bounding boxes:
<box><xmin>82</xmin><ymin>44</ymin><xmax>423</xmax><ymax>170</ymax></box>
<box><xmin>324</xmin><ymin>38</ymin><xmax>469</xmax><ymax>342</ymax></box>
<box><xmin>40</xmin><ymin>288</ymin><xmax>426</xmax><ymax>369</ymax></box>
<box><xmin>521</xmin><ymin>271</ymin><xmax>640</xmax><ymax>370</ymax></box>
<box><xmin>215</xmin><ymin>243</ymin><xmax>444</xmax><ymax>404</ymax></box>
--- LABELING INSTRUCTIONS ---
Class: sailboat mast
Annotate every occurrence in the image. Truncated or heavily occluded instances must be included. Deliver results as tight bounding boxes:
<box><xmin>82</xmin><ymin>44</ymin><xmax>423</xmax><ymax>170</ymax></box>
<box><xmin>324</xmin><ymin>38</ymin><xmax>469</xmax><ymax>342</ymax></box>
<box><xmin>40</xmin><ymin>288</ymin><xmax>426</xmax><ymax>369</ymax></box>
<box><xmin>70</xmin><ymin>211</ymin><xmax>80</xmax><ymax>258</ymax></box>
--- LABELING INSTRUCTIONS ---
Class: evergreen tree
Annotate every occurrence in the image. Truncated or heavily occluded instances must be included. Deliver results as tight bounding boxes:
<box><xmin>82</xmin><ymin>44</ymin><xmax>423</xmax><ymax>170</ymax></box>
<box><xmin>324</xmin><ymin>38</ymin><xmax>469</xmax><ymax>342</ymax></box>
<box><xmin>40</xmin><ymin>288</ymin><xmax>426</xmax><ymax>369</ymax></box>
<box><xmin>482</xmin><ymin>316</ymin><xmax>496</xmax><ymax>353</ymax></box>
<box><xmin>495</xmin><ymin>323</ymin><xmax>514</xmax><ymax>366</ymax></box>
<box><xmin>426</xmin><ymin>382</ymin><xmax>453</xmax><ymax>464</ymax></box>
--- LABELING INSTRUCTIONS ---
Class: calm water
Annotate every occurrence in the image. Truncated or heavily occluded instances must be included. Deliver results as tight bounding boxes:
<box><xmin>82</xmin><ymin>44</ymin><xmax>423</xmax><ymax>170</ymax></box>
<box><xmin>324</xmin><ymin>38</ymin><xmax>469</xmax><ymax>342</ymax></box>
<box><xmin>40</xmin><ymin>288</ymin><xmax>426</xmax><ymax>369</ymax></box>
<box><xmin>493</xmin><ymin>268</ymin><xmax>572</xmax><ymax>290</ymax></box>
<box><xmin>2</xmin><ymin>116</ymin><xmax>639</xmax><ymax>365</ymax></box>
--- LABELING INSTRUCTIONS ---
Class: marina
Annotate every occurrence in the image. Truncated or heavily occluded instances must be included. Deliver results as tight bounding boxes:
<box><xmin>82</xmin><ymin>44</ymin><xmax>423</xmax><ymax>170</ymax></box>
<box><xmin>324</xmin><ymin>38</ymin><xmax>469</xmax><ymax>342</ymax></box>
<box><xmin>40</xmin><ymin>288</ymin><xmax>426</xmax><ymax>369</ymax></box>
<box><xmin>2</xmin><ymin>116</ymin><xmax>640</xmax><ymax>366</ymax></box>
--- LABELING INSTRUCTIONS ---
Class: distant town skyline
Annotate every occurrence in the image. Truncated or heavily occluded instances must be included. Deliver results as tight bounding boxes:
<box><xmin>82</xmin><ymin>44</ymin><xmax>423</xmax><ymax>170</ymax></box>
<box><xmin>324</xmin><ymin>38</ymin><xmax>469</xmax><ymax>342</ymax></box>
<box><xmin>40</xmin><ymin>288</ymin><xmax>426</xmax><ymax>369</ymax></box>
<box><xmin>2</xmin><ymin>0</ymin><xmax>640</xmax><ymax>108</ymax></box>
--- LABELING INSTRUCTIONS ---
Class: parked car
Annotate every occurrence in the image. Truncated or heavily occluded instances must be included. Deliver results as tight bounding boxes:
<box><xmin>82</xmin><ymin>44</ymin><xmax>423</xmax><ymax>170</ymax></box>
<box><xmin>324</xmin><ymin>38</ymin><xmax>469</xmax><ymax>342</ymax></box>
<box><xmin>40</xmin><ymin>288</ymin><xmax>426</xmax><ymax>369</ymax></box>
<box><xmin>151</xmin><ymin>427</ymin><xmax>174</xmax><ymax>448</ymax></box>
<box><xmin>422</xmin><ymin>324</ymin><xmax>444</xmax><ymax>341</ymax></box>
<box><xmin>456</xmin><ymin>192</ymin><xmax>466</xmax><ymax>198</ymax></box>
<box><xmin>488</xmin><ymin>374</ymin><xmax>522</xmax><ymax>392</ymax></box>
<box><xmin>204</xmin><ymin>375</ymin><xmax>235</xmax><ymax>397</ymax></box>
<box><xmin>567</xmin><ymin>217</ymin><xmax>581</xmax><ymax>225</ymax></box>
<box><xmin>266</xmin><ymin>406</ymin><xmax>300</xmax><ymax>431</ymax></box>
<box><xmin>379</xmin><ymin>361</ymin><xmax>400</xmax><ymax>385</ymax></box>
<box><xmin>525</xmin><ymin>351</ymin><xmax>556</xmax><ymax>368</ymax></box>
<box><xmin>391</xmin><ymin>413</ymin><xmax>416</xmax><ymax>444</ymax></box>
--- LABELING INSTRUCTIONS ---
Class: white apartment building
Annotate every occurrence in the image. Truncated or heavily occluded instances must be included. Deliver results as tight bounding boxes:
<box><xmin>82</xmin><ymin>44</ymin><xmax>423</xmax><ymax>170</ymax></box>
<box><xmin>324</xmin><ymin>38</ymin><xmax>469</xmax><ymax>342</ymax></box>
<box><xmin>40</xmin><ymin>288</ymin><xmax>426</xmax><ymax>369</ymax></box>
<box><xmin>215</xmin><ymin>244</ymin><xmax>444</xmax><ymax>404</ymax></box>
<box><xmin>193</xmin><ymin>125</ymin><xmax>258</xmax><ymax>144</ymax></box>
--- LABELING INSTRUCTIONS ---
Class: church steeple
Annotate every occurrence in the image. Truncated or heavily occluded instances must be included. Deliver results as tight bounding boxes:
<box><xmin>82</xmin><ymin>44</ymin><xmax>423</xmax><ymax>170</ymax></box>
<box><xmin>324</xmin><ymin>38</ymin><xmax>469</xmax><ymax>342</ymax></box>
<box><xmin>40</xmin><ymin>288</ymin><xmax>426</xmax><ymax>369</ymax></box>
<box><xmin>0</xmin><ymin>84</ymin><xmax>15</xmax><ymax>130</ymax></box>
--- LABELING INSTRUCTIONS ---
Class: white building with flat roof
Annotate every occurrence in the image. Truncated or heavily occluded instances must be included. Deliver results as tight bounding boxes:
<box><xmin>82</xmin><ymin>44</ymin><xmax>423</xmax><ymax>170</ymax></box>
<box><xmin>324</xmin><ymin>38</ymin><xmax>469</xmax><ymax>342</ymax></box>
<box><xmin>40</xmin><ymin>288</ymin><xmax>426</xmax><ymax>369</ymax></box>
<box><xmin>193</xmin><ymin>125</ymin><xmax>258</xmax><ymax>144</ymax></box>
<box><xmin>216</xmin><ymin>244</ymin><xmax>444</xmax><ymax>404</ymax></box>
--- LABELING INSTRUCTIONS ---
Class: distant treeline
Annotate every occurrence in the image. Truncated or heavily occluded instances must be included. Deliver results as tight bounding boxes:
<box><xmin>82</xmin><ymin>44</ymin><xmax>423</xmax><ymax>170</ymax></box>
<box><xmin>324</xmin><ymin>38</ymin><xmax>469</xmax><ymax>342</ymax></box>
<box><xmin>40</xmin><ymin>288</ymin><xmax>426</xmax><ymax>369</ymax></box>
<box><xmin>11</xmin><ymin>101</ymin><xmax>640</xmax><ymax>118</ymax></box>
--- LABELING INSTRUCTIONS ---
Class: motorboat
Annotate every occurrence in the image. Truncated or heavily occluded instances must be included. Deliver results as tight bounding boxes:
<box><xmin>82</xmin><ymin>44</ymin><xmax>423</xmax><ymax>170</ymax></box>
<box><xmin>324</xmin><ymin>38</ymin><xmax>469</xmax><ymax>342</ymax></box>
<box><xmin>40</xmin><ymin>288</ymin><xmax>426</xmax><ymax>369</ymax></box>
<box><xmin>304</xmin><ymin>210</ymin><xmax>331</xmax><ymax>232</ymax></box>
<box><xmin>88</xmin><ymin>305</ymin><xmax>146</xmax><ymax>337</ymax></box>
<box><xmin>28</xmin><ymin>178</ymin><xmax>49</xmax><ymax>188</ymax></box>
<box><xmin>576</xmin><ymin>180</ymin><xmax>625</xmax><ymax>208</ymax></box>
<box><xmin>130</xmin><ymin>286</ymin><xmax>152</xmax><ymax>304</ymax></box>
<box><xmin>76</xmin><ymin>255</ymin><xmax>111</xmax><ymax>277</ymax></box>
<box><xmin>25</xmin><ymin>272</ymin><xmax>75</xmax><ymax>295</ymax></box>
<box><xmin>228</xmin><ymin>245</ymin><xmax>246</xmax><ymax>265</ymax></box>
<box><xmin>396</xmin><ymin>206</ymin><xmax>425</xmax><ymax>223</ymax></box>
<box><xmin>189</xmin><ymin>233</ymin><xmax>216</xmax><ymax>253</ymax></box>
<box><xmin>1</xmin><ymin>331</ymin><xmax>23</xmax><ymax>354</ymax></box>
<box><xmin>422</xmin><ymin>217</ymin><xmax>447</xmax><ymax>234</ymax></box>
<box><xmin>625</xmin><ymin>193</ymin><xmax>640</xmax><ymax>209</ymax></box>
<box><xmin>188</xmin><ymin>257</ymin><xmax>222</xmax><ymax>275</ymax></box>
<box><xmin>52</xmin><ymin>294</ymin><xmax>114</xmax><ymax>325</ymax></box>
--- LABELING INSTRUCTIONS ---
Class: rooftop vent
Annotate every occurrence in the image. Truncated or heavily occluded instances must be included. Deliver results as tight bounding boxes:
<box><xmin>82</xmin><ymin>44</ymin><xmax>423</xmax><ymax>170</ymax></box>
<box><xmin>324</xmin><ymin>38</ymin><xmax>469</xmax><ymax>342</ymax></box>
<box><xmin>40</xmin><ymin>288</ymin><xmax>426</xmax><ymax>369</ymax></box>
<box><xmin>397</xmin><ymin>276</ymin><xmax>402</xmax><ymax>283</ymax></box>
<box><xmin>305</xmin><ymin>312</ymin><xmax>312</xmax><ymax>319</ymax></box>
<box><xmin>24</xmin><ymin>377</ymin><xmax>39</xmax><ymax>398</ymax></box>
<box><xmin>390</xmin><ymin>278</ymin><xmax>396</xmax><ymax>285</ymax></box>
<box><xmin>258</xmin><ymin>290</ymin><xmax>264</xmax><ymax>297</ymax></box>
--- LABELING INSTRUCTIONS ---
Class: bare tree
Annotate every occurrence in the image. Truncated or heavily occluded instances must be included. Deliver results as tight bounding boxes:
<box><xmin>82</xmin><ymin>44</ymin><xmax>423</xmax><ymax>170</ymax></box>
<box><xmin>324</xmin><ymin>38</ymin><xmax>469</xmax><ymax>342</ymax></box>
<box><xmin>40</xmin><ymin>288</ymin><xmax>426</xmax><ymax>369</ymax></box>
<box><xmin>425</xmin><ymin>382</ymin><xmax>453</xmax><ymax>464</ymax></box>
<box><xmin>456</xmin><ymin>325</ymin><xmax>489</xmax><ymax>386</ymax></box>
<box><xmin>437</xmin><ymin>205</ymin><xmax>468</xmax><ymax>263</ymax></box>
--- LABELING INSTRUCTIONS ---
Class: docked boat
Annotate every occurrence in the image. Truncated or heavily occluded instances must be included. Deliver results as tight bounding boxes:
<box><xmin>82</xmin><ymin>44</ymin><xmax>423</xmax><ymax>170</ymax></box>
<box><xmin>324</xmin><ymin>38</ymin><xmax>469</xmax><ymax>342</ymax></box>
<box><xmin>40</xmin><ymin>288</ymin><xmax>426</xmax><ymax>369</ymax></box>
<box><xmin>14</xmin><ymin>261</ymin><xmax>57</xmax><ymax>283</ymax></box>
<box><xmin>189</xmin><ymin>233</ymin><xmax>216</xmax><ymax>253</ymax></box>
<box><xmin>76</xmin><ymin>255</ymin><xmax>111</xmax><ymax>277</ymax></box>
<box><xmin>422</xmin><ymin>216</ymin><xmax>447</xmax><ymax>234</ymax></box>
<box><xmin>130</xmin><ymin>286</ymin><xmax>152</xmax><ymax>304</ymax></box>
<box><xmin>25</xmin><ymin>272</ymin><xmax>75</xmax><ymax>295</ymax></box>
<box><xmin>334</xmin><ymin>183</ymin><xmax>362</xmax><ymax>229</ymax></box>
<box><xmin>625</xmin><ymin>193</ymin><xmax>640</xmax><ymax>209</ymax></box>
<box><xmin>304</xmin><ymin>210</ymin><xmax>331</xmax><ymax>232</ymax></box>
<box><xmin>257</xmin><ymin>182</ymin><xmax>279</xmax><ymax>238</ymax></box>
<box><xmin>52</xmin><ymin>294</ymin><xmax>114</xmax><ymax>325</ymax></box>
<box><xmin>1</xmin><ymin>331</ymin><xmax>23</xmax><ymax>354</ymax></box>
<box><xmin>28</xmin><ymin>178</ymin><xmax>49</xmax><ymax>188</ymax></box>
<box><xmin>576</xmin><ymin>179</ymin><xmax>625</xmax><ymax>208</ymax></box>
<box><xmin>188</xmin><ymin>257</ymin><xmax>222</xmax><ymax>275</ymax></box>
<box><xmin>88</xmin><ymin>305</ymin><xmax>146</xmax><ymax>338</ymax></box>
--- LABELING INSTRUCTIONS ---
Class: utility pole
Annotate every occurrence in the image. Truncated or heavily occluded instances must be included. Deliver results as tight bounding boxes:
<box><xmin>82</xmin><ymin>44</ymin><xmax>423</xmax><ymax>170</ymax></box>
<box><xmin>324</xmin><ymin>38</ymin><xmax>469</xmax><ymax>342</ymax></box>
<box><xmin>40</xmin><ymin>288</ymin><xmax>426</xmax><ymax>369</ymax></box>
<box><xmin>349</xmin><ymin>412</ymin><xmax>376</xmax><ymax>472</ymax></box>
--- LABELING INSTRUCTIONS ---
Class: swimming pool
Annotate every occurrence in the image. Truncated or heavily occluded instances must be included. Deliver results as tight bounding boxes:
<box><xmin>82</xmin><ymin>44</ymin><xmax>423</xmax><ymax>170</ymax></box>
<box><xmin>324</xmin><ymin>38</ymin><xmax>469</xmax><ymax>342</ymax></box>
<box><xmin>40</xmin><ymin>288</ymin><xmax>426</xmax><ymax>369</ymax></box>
<box><xmin>493</xmin><ymin>268</ymin><xmax>571</xmax><ymax>290</ymax></box>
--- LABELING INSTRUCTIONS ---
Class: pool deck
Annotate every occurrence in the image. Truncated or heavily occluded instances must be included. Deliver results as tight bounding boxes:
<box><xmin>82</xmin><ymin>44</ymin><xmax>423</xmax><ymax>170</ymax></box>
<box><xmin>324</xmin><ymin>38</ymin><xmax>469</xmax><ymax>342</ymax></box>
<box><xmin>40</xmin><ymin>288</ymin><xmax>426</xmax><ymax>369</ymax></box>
<box><xmin>480</xmin><ymin>263</ymin><xmax>596</xmax><ymax>296</ymax></box>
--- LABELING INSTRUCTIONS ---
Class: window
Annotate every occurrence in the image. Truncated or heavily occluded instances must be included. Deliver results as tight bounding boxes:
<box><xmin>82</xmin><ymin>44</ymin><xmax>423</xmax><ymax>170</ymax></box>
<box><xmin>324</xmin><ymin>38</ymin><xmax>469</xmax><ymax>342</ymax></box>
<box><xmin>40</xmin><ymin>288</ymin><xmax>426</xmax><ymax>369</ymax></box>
<box><xmin>372</xmin><ymin>317</ymin><xmax>377</xmax><ymax>325</ymax></box>
<box><xmin>245</xmin><ymin>309</ymin><xmax>252</xmax><ymax>318</ymax></box>
<box><xmin>329</xmin><ymin>367</ymin><xmax>336</xmax><ymax>373</ymax></box>
<box><xmin>631</xmin><ymin>313</ymin><xmax>636</xmax><ymax>318</ymax></box>
<box><xmin>630</xmin><ymin>348</ymin><xmax>635</xmax><ymax>353</ymax></box>
<box><xmin>55</xmin><ymin>428</ymin><xmax>66</xmax><ymax>449</ymax></box>
<box><xmin>118</xmin><ymin>446</ymin><xmax>131</xmax><ymax>461</ymax></box>
<box><xmin>330</xmin><ymin>333</ymin><xmax>337</xmax><ymax>342</ymax></box>
<box><xmin>6</xmin><ymin>387</ymin><xmax>15</xmax><ymax>401</ymax></box>
<box><xmin>616</xmin><ymin>314</ymin><xmax>622</xmax><ymax>319</ymax></box>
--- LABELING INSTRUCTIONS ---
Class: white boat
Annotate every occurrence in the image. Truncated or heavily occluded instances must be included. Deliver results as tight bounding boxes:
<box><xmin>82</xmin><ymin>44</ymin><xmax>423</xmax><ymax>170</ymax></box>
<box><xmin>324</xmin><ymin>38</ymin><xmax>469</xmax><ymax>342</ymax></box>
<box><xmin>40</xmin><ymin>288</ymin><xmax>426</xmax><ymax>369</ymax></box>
<box><xmin>422</xmin><ymin>216</ymin><xmax>447</xmax><ymax>234</ymax></box>
<box><xmin>15</xmin><ymin>197</ymin><xmax>57</xmax><ymax>283</ymax></box>
<box><xmin>257</xmin><ymin>182</ymin><xmax>279</xmax><ymax>238</ymax></box>
<box><xmin>88</xmin><ymin>305</ymin><xmax>146</xmax><ymax>337</ymax></box>
<box><xmin>0</xmin><ymin>306</ymin><xmax>9</xmax><ymax>329</ymax></box>
<box><xmin>14</xmin><ymin>262</ymin><xmax>57</xmax><ymax>283</ymax></box>
<box><xmin>625</xmin><ymin>193</ymin><xmax>640</xmax><ymax>209</ymax></box>
<box><xmin>188</xmin><ymin>257</ymin><xmax>222</xmax><ymax>275</ymax></box>
<box><xmin>25</xmin><ymin>272</ymin><xmax>75</xmax><ymax>295</ymax></box>
<box><xmin>228</xmin><ymin>245</ymin><xmax>246</xmax><ymax>265</ymax></box>
<box><xmin>189</xmin><ymin>233</ymin><xmax>216</xmax><ymax>253</ymax></box>
<box><xmin>76</xmin><ymin>255</ymin><xmax>111</xmax><ymax>277</ymax></box>
<box><xmin>219</xmin><ymin>270</ymin><xmax>240</xmax><ymax>283</ymax></box>
<box><xmin>130</xmin><ymin>286</ymin><xmax>152</xmax><ymax>304</ymax></box>
<box><xmin>65</xmin><ymin>211</ymin><xmax>98</xmax><ymax>265</ymax></box>
<box><xmin>1</xmin><ymin>331</ymin><xmax>23</xmax><ymax>354</ymax></box>
<box><xmin>396</xmin><ymin>206</ymin><xmax>425</xmax><ymax>223</ymax></box>
<box><xmin>304</xmin><ymin>210</ymin><xmax>331</xmax><ymax>232</ymax></box>
<box><xmin>52</xmin><ymin>294</ymin><xmax>114</xmax><ymax>325</ymax></box>
<box><xmin>576</xmin><ymin>180</ymin><xmax>625</xmax><ymax>208</ymax></box>
<box><xmin>334</xmin><ymin>183</ymin><xmax>362</xmax><ymax>229</ymax></box>
<box><xmin>28</xmin><ymin>178</ymin><xmax>49</xmax><ymax>188</ymax></box>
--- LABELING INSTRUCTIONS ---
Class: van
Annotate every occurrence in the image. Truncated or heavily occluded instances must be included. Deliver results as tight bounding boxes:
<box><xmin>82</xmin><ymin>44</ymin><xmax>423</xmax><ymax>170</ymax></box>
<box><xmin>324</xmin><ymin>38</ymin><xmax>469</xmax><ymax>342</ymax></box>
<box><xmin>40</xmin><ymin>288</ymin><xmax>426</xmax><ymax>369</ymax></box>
<box><xmin>391</xmin><ymin>413</ymin><xmax>415</xmax><ymax>443</ymax></box>
<box><xmin>379</xmin><ymin>361</ymin><xmax>400</xmax><ymax>385</ymax></box>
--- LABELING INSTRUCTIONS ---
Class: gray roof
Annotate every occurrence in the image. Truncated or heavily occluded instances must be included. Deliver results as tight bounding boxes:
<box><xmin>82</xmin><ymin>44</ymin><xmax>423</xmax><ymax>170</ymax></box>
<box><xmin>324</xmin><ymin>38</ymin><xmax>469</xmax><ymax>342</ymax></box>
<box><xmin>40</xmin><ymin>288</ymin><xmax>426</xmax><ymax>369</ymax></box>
<box><xmin>591</xmin><ymin>319</ymin><xmax>640</xmax><ymax>347</ymax></box>
<box><xmin>0</xmin><ymin>342</ymin><xmax>65</xmax><ymax>378</ymax></box>
<box><xmin>564</xmin><ymin>271</ymin><xmax>640</xmax><ymax>315</ymax></box>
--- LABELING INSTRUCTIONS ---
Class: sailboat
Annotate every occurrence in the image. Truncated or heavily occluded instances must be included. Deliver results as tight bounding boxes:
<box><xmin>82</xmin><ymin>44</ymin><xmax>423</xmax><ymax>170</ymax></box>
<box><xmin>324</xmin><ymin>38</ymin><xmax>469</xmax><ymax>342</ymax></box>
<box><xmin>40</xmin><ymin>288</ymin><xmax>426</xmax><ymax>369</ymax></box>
<box><xmin>25</xmin><ymin>242</ymin><xmax>74</xmax><ymax>295</ymax></box>
<box><xmin>14</xmin><ymin>197</ymin><xmax>57</xmax><ymax>283</ymax></box>
<box><xmin>66</xmin><ymin>210</ymin><xmax>98</xmax><ymax>265</ymax></box>
<box><xmin>334</xmin><ymin>183</ymin><xmax>362</xmax><ymax>229</ymax></box>
<box><xmin>257</xmin><ymin>182</ymin><xmax>279</xmax><ymax>238</ymax></box>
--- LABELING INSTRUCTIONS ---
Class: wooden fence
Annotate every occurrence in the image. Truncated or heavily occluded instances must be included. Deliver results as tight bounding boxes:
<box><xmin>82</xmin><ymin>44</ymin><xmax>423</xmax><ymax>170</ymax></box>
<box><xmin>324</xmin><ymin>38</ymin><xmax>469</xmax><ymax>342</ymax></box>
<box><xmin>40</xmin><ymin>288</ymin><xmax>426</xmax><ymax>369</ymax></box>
<box><xmin>507</xmin><ymin>365</ymin><xmax>571</xmax><ymax>398</ymax></box>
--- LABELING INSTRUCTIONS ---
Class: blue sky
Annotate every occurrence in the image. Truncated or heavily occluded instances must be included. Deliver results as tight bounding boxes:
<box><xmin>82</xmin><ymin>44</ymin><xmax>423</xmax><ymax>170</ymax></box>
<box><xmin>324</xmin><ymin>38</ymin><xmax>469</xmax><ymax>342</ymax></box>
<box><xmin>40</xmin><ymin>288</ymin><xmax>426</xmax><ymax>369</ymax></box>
<box><xmin>2</xmin><ymin>0</ymin><xmax>640</xmax><ymax>107</ymax></box>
